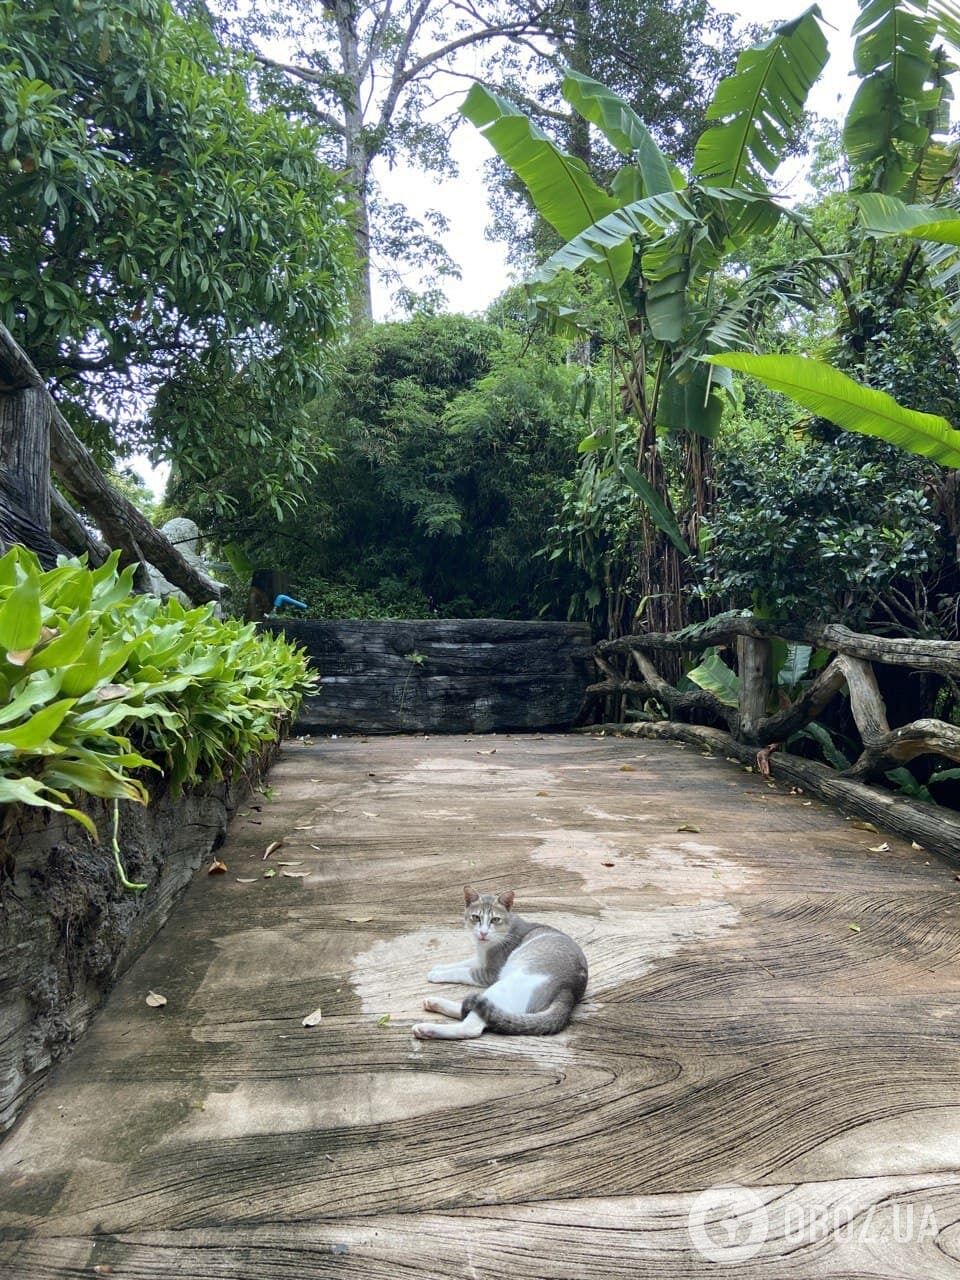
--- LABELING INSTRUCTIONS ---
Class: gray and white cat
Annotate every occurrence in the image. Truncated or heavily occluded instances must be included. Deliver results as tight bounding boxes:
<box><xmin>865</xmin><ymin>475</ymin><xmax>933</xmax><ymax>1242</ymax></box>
<box><xmin>412</xmin><ymin>886</ymin><xmax>588</xmax><ymax>1040</ymax></box>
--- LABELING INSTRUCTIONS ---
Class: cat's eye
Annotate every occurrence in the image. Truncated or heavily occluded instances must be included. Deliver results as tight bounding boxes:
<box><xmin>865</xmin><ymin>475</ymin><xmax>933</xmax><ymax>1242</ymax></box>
<box><xmin>491</xmin><ymin>916</ymin><xmax>502</xmax><ymax>924</ymax></box>
<box><xmin>470</xmin><ymin>913</ymin><xmax>481</xmax><ymax>922</ymax></box>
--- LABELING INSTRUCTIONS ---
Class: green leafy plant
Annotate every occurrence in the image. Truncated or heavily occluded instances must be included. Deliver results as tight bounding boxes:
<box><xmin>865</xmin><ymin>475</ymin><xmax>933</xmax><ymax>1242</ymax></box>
<box><xmin>0</xmin><ymin>548</ymin><xmax>314</xmax><ymax>843</ymax></box>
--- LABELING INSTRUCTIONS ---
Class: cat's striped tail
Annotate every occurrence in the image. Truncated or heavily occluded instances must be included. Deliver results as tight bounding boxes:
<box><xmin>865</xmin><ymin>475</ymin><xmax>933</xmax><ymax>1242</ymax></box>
<box><xmin>466</xmin><ymin>990</ymin><xmax>576</xmax><ymax>1035</ymax></box>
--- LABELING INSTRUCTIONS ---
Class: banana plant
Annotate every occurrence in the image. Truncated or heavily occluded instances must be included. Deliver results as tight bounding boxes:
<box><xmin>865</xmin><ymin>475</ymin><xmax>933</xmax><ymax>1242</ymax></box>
<box><xmin>702</xmin><ymin>1</ymin><xmax>960</xmax><ymax>468</ymax></box>
<box><xmin>462</xmin><ymin>8</ymin><xmax>829</xmax><ymax>633</ymax></box>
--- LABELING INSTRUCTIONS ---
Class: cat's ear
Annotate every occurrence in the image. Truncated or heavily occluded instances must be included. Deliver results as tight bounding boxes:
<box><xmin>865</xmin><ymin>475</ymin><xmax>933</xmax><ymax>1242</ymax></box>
<box><xmin>496</xmin><ymin>890</ymin><xmax>515</xmax><ymax>911</ymax></box>
<box><xmin>464</xmin><ymin>885</ymin><xmax>480</xmax><ymax>905</ymax></box>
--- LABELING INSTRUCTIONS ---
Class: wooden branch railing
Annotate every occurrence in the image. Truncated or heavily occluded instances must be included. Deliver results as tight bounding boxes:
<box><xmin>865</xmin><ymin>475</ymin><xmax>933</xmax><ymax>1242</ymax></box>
<box><xmin>591</xmin><ymin>612</ymin><xmax>960</xmax><ymax>781</ymax></box>
<box><xmin>588</xmin><ymin>613</ymin><xmax>960</xmax><ymax>863</ymax></box>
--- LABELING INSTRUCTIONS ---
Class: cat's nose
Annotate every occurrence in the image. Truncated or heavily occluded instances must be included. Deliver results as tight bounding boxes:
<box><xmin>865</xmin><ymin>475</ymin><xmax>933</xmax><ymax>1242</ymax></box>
<box><xmin>478</xmin><ymin>930</ymin><xmax>488</xmax><ymax>940</ymax></box>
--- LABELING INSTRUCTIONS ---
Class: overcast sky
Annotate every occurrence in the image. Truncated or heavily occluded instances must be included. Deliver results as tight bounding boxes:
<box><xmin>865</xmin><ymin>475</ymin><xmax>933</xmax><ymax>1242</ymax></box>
<box><xmin>369</xmin><ymin>0</ymin><xmax>860</xmax><ymax>318</ymax></box>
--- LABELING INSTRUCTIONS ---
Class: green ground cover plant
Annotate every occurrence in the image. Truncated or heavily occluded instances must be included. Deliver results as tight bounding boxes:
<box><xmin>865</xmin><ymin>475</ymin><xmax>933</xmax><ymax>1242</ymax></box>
<box><xmin>0</xmin><ymin>548</ymin><xmax>313</xmax><ymax>837</ymax></box>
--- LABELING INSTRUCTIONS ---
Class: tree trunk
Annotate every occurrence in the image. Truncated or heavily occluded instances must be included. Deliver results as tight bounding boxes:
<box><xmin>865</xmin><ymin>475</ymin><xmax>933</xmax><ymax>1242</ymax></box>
<box><xmin>337</xmin><ymin>0</ymin><xmax>373</xmax><ymax>324</ymax></box>
<box><xmin>567</xmin><ymin>0</ymin><xmax>592</xmax><ymax>166</ymax></box>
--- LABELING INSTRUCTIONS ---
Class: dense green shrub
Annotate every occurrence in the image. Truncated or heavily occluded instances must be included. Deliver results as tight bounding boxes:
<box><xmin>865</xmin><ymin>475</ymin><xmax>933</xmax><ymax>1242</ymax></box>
<box><xmin>700</xmin><ymin>429</ymin><xmax>941</xmax><ymax>623</ymax></box>
<box><xmin>0</xmin><ymin>549</ymin><xmax>313</xmax><ymax>836</ymax></box>
<box><xmin>201</xmin><ymin>312</ymin><xmax>585</xmax><ymax>620</ymax></box>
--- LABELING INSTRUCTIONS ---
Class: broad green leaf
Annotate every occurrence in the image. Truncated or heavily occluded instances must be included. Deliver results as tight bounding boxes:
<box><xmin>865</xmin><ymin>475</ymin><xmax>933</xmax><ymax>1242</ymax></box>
<box><xmin>562</xmin><ymin>70</ymin><xmax>681</xmax><ymax>195</ymax></box>
<box><xmin>0</xmin><ymin>671</ymin><xmax>65</xmax><ymax>726</ymax></box>
<box><xmin>461</xmin><ymin>84</ymin><xmax>633</xmax><ymax>286</ymax></box>
<box><xmin>694</xmin><ymin>6</ymin><xmax>828</xmax><ymax>190</ymax></box>
<box><xmin>43</xmin><ymin>758</ymin><xmax>149</xmax><ymax>803</ymax></box>
<box><xmin>800</xmin><ymin>721</ymin><xmax>851</xmax><ymax>770</ymax></box>
<box><xmin>0</xmin><ymin>775</ymin><xmax>96</xmax><ymax>836</ymax></box>
<box><xmin>686</xmin><ymin>650</ymin><xmax>740</xmax><ymax>707</ymax></box>
<box><xmin>706</xmin><ymin>352</ymin><xmax>960</xmax><ymax>467</ymax></box>
<box><xmin>0</xmin><ymin>575</ymin><xmax>42</xmax><ymax>653</ymax></box>
<box><xmin>657</xmin><ymin>364</ymin><xmax>726</xmax><ymax>439</ymax></box>
<box><xmin>530</xmin><ymin>190</ymin><xmax>696</xmax><ymax>286</ymax></box>
<box><xmin>620</xmin><ymin>462</ymin><xmax>690</xmax><ymax>556</ymax></box>
<box><xmin>857</xmin><ymin>191</ymin><xmax>960</xmax><ymax>244</ymax></box>
<box><xmin>844</xmin><ymin>0</ymin><xmax>940</xmax><ymax>193</ymax></box>
<box><xmin>24</xmin><ymin>615</ymin><xmax>92</xmax><ymax>673</ymax></box>
<box><xmin>0</xmin><ymin>698</ymin><xmax>76</xmax><ymax>750</ymax></box>
<box><xmin>777</xmin><ymin>642</ymin><xmax>813</xmax><ymax>687</ymax></box>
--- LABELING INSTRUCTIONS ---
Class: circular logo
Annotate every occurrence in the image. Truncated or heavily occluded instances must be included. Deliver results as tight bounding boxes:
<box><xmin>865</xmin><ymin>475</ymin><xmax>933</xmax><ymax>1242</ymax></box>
<box><xmin>687</xmin><ymin>1183</ymin><xmax>769</xmax><ymax>1263</ymax></box>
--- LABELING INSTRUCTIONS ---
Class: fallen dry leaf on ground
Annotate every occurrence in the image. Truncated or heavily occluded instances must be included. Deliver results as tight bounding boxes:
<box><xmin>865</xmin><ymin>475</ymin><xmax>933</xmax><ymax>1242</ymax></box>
<box><xmin>619</xmin><ymin>764</ymin><xmax>637</xmax><ymax>772</ymax></box>
<box><xmin>601</xmin><ymin>861</ymin><xmax>615</xmax><ymax>868</ymax></box>
<box><xmin>677</xmin><ymin>823</ymin><xmax>700</xmax><ymax>833</ymax></box>
<box><xmin>262</xmin><ymin>839</ymin><xmax>284</xmax><ymax>860</ymax></box>
<box><xmin>346</xmin><ymin>915</ymin><xmax>372</xmax><ymax>923</ymax></box>
<box><xmin>851</xmin><ymin>820</ymin><xmax>880</xmax><ymax>833</ymax></box>
<box><xmin>145</xmin><ymin>991</ymin><xmax>167</xmax><ymax>1008</ymax></box>
<box><xmin>869</xmin><ymin>843</ymin><xmax>891</xmax><ymax>853</ymax></box>
<box><xmin>282</xmin><ymin>869</ymin><xmax>310</xmax><ymax>878</ymax></box>
<box><xmin>207</xmin><ymin>858</ymin><xmax>227</xmax><ymax>875</ymax></box>
<box><xmin>277</xmin><ymin>860</ymin><xmax>303</xmax><ymax>866</ymax></box>
<box><xmin>263</xmin><ymin>868</ymin><xmax>277</xmax><ymax>878</ymax></box>
<box><xmin>236</xmin><ymin>877</ymin><xmax>258</xmax><ymax>883</ymax></box>
<box><xmin>302</xmin><ymin>1007</ymin><xmax>323</xmax><ymax>1027</ymax></box>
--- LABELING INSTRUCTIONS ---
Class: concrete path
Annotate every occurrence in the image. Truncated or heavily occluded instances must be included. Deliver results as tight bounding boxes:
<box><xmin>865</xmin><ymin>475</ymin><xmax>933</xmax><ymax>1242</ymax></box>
<box><xmin>3</xmin><ymin>733</ymin><xmax>960</xmax><ymax>1278</ymax></box>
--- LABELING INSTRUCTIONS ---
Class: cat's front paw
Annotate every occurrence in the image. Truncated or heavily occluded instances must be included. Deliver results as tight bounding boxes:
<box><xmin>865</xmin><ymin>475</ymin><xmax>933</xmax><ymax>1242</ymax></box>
<box><xmin>426</xmin><ymin>967</ymin><xmax>446</xmax><ymax>983</ymax></box>
<box><xmin>412</xmin><ymin>1022</ymin><xmax>441</xmax><ymax>1039</ymax></box>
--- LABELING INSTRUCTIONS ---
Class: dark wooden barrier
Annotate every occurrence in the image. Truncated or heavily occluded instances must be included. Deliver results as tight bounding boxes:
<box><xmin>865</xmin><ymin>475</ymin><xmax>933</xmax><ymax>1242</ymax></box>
<box><xmin>265</xmin><ymin>619</ymin><xmax>594</xmax><ymax>734</ymax></box>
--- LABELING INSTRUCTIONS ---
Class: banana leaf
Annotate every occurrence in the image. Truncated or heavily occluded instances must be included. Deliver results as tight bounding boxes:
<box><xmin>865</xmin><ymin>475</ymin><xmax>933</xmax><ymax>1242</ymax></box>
<box><xmin>857</xmin><ymin>191</ymin><xmax>960</xmax><ymax>244</ymax></box>
<box><xmin>562</xmin><ymin>70</ymin><xmax>682</xmax><ymax>195</ymax></box>
<box><xmin>620</xmin><ymin>462</ymin><xmax>689</xmax><ymax>556</ymax></box>
<box><xmin>461</xmin><ymin>84</ymin><xmax>633</xmax><ymax>286</ymax></box>
<box><xmin>694</xmin><ymin>5</ymin><xmax>828</xmax><ymax>190</ymax></box>
<box><xmin>706</xmin><ymin>352</ymin><xmax>960</xmax><ymax>468</ymax></box>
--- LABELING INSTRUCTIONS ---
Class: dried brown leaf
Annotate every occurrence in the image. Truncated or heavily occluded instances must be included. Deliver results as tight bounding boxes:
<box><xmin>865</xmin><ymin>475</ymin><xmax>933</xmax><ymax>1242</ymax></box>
<box><xmin>276</xmin><ymin>860</ymin><xmax>303</xmax><ymax>866</ymax></box>
<box><xmin>869</xmin><ymin>843</ymin><xmax>891</xmax><ymax>853</ymax></box>
<box><xmin>677</xmin><ymin>823</ymin><xmax>700</xmax><ymax>833</ymax></box>
<box><xmin>207</xmin><ymin>858</ymin><xmax>227</xmax><ymax>875</ymax></box>
<box><xmin>346</xmin><ymin>915</ymin><xmax>373</xmax><ymax>923</ymax></box>
<box><xmin>262</xmin><ymin>839</ymin><xmax>284</xmax><ymax>860</ymax></box>
<box><xmin>301</xmin><ymin>1006</ymin><xmax>323</xmax><ymax>1027</ymax></box>
<box><xmin>851</xmin><ymin>820</ymin><xmax>880</xmax><ymax>833</ymax></box>
<box><xmin>619</xmin><ymin>764</ymin><xmax>637</xmax><ymax>772</ymax></box>
<box><xmin>6</xmin><ymin>648</ymin><xmax>33</xmax><ymax>666</ymax></box>
<box><xmin>236</xmin><ymin>877</ymin><xmax>258</xmax><ymax>883</ymax></box>
<box><xmin>601</xmin><ymin>861</ymin><xmax>615</xmax><ymax>868</ymax></box>
<box><xmin>281</xmin><ymin>869</ymin><xmax>310</xmax><ymax>878</ymax></box>
<box><xmin>95</xmin><ymin>683</ymin><xmax>132</xmax><ymax>702</ymax></box>
<box><xmin>145</xmin><ymin>991</ymin><xmax>167</xmax><ymax>1008</ymax></box>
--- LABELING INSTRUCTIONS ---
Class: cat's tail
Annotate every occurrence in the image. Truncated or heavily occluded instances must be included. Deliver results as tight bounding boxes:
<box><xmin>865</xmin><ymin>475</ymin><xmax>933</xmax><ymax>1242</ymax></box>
<box><xmin>466</xmin><ymin>990</ymin><xmax>576</xmax><ymax>1036</ymax></box>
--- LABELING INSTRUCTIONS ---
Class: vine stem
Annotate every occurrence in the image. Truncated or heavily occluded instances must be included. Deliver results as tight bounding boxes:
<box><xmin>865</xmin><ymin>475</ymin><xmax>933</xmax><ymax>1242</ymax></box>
<box><xmin>112</xmin><ymin>800</ymin><xmax>148</xmax><ymax>892</ymax></box>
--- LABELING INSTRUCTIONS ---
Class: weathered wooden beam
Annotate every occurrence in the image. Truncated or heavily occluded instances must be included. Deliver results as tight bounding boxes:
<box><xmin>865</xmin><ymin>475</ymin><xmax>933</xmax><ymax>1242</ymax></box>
<box><xmin>844</xmin><ymin>717</ymin><xmax>960</xmax><ymax>780</ymax></box>
<box><xmin>586</xmin><ymin>719</ymin><xmax>960</xmax><ymax>866</ymax></box>
<box><xmin>630</xmin><ymin>648</ymin><xmax>737</xmax><ymax>731</ymax></box>
<box><xmin>838</xmin><ymin>654</ymin><xmax>890</xmax><ymax>747</ymax></box>
<box><xmin>736</xmin><ymin>635</ymin><xmax>772</xmax><ymax>744</ymax></box>
<box><xmin>600</xmin><ymin>616</ymin><xmax>960</xmax><ymax>678</ymax></box>
<box><xmin>755</xmin><ymin>658</ymin><xmax>847</xmax><ymax>746</ymax></box>
<box><xmin>48</xmin><ymin>406</ymin><xmax>220</xmax><ymax>603</ymax></box>
<box><xmin>48</xmin><ymin>485</ymin><xmax>110</xmax><ymax>567</ymax></box>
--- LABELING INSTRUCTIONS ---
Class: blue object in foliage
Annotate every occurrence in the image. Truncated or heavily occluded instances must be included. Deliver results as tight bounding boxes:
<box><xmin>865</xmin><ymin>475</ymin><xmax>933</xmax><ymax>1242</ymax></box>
<box><xmin>272</xmin><ymin>594</ymin><xmax>308</xmax><ymax>611</ymax></box>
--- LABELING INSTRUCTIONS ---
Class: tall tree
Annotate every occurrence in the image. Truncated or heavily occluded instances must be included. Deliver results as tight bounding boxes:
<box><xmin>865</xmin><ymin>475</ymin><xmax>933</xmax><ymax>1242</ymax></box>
<box><xmin>236</xmin><ymin>0</ymin><xmax>558</xmax><ymax>319</ymax></box>
<box><xmin>0</xmin><ymin>0</ymin><xmax>353</xmax><ymax>518</ymax></box>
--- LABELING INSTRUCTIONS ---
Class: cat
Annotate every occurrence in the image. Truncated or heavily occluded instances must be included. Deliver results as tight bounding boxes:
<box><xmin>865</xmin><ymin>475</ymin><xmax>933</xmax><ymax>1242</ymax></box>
<box><xmin>411</xmin><ymin>886</ymin><xmax>588</xmax><ymax>1040</ymax></box>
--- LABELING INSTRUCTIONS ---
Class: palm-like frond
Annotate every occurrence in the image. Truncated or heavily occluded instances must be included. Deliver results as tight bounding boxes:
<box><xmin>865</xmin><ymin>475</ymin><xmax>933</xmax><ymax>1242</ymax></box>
<box><xmin>693</xmin><ymin>5</ymin><xmax>828</xmax><ymax>191</ymax></box>
<box><xmin>843</xmin><ymin>0</ymin><xmax>942</xmax><ymax>194</ymax></box>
